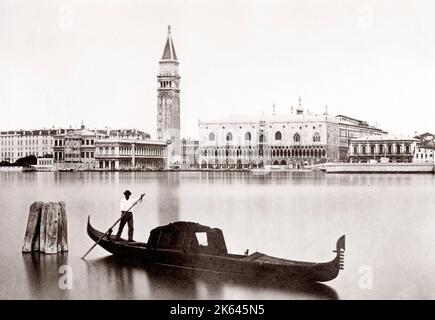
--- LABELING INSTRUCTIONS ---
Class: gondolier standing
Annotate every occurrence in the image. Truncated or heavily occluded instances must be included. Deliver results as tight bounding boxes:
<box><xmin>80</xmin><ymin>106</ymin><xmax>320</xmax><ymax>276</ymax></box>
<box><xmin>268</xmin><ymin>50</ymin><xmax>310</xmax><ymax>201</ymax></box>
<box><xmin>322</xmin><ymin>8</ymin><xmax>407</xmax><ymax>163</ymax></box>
<box><xmin>115</xmin><ymin>190</ymin><xmax>144</xmax><ymax>241</ymax></box>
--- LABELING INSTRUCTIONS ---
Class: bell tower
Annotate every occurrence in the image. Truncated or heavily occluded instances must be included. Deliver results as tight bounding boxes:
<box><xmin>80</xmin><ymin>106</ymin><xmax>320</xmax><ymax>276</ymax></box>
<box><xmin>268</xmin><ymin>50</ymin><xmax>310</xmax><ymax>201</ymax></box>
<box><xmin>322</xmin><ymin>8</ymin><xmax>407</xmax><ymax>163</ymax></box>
<box><xmin>157</xmin><ymin>25</ymin><xmax>181</xmax><ymax>164</ymax></box>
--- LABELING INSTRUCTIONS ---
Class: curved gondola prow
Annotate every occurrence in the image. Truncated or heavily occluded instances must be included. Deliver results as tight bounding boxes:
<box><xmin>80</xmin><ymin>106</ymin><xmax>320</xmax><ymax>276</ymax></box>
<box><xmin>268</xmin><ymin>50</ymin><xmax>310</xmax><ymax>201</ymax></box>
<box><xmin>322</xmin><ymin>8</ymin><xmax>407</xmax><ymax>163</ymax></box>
<box><xmin>87</xmin><ymin>215</ymin><xmax>93</xmax><ymax>236</ymax></box>
<box><xmin>334</xmin><ymin>235</ymin><xmax>345</xmax><ymax>270</ymax></box>
<box><xmin>87</xmin><ymin>215</ymin><xmax>105</xmax><ymax>243</ymax></box>
<box><xmin>87</xmin><ymin>215</ymin><xmax>96</xmax><ymax>240</ymax></box>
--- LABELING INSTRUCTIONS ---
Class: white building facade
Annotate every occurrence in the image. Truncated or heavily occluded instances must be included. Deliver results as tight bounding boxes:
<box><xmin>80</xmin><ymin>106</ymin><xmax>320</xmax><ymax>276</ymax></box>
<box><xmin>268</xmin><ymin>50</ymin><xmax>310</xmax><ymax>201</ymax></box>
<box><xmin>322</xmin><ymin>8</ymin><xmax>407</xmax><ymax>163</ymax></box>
<box><xmin>53</xmin><ymin>125</ymin><xmax>158</xmax><ymax>170</ymax></box>
<box><xmin>0</xmin><ymin>129</ymin><xmax>67</xmax><ymax>163</ymax></box>
<box><xmin>95</xmin><ymin>139</ymin><xmax>168</xmax><ymax>170</ymax></box>
<box><xmin>349</xmin><ymin>135</ymin><xmax>418</xmax><ymax>163</ymax></box>
<box><xmin>414</xmin><ymin>147</ymin><xmax>434</xmax><ymax>163</ymax></box>
<box><xmin>413</xmin><ymin>132</ymin><xmax>435</xmax><ymax>163</ymax></box>
<box><xmin>198</xmin><ymin>109</ymin><xmax>385</xmax><ymax>169</ymax></box>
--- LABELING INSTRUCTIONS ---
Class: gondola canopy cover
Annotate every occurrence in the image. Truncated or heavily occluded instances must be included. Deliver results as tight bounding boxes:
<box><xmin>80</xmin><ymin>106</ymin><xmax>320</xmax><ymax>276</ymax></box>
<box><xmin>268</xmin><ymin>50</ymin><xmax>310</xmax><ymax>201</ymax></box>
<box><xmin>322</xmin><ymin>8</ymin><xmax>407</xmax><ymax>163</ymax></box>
<box><xmin>146</xmin><ymin>221</ymin><xmax>228</xmax><ymax>256</ymax></box>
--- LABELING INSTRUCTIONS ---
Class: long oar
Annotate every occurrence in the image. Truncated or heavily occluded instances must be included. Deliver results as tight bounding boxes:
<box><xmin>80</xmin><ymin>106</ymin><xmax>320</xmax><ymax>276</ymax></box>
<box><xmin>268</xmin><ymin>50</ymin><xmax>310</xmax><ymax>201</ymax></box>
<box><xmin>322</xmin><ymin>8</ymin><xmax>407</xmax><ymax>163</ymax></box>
<box><xmin>81</xmin><ymin>193</ymin><xmax>145</xmax><ymax>259</ymax></box>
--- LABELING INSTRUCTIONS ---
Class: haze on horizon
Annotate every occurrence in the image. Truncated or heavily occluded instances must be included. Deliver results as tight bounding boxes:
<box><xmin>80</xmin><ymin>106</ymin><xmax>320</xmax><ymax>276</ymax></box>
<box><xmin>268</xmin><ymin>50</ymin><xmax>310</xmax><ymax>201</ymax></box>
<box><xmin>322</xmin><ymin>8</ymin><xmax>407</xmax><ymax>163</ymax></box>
<box><xmin>1</xmin><ymin>0</ymin><xmax>434</xmax><ymax>139</ymax></box>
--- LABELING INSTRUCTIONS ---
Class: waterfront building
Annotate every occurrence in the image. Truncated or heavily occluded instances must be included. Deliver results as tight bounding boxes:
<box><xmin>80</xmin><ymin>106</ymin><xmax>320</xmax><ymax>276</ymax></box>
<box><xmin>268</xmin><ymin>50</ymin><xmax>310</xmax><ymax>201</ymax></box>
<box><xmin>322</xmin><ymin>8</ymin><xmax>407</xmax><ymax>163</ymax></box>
<box><xmin>0</xmin><ymin>128</ymin><xmax>68</xmax><ymax>163</ymax></box>
<box><xmin>348</xmin><ymin>135</ymin><xmax>417</xmax><ymax>163</ymax></box>
<box><xmin>414</xmin><ymin>146</ymin><xmax>434</xmax><ymax>163</ymax></box>
<box><xmin>181</xmin><ymin>138</ymin><xmax>199</xmax><ymax>168</ymax></box>
<box><xmin>95</xmin><ymin>138</ymin><xmax>168</xmax><ymax>170</ymax></box>
<box><xmin>53</xmin><ymin>124</ymin><xmax>156</xmax><ymax>170</ymax></box>
<box><xmin>198</xmin><ymin>104</ymin><xmax>386</xmax><ymax>169</ymax></box>
<box><xmin>34</xmin><ymin>157</ymin><xmax>54</xmax><ymax>171</ymax></box>
<box><xmin>53</xmin><ymin>125</ymin><xmax>102</xmax><ymax>170</ymax></box>
<box><xmin>413</xmin><ymin>132</ymin><xmax>435</xmax><ymax>163</ymax></box>
<box><xmin>156</xmin><ymin>26</ymin><xmax>181</xmax><ymax>165</ymax></box>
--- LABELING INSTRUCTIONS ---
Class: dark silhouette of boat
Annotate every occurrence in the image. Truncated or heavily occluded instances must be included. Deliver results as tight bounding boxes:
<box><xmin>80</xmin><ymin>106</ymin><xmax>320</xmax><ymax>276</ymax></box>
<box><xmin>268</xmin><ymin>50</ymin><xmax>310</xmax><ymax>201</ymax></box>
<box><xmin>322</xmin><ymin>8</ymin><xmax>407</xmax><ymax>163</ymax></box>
<box><xmin>87</xmin><ymin>217</ymin><xmax>345</xmax><ymax>283</ymax></box>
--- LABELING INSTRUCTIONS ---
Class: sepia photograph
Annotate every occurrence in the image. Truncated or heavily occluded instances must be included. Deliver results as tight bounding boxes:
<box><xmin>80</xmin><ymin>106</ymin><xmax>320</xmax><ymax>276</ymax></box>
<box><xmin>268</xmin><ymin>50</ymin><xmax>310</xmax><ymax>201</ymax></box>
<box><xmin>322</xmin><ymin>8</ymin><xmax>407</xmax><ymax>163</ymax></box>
<box><xmin>1</xmin><ymin>0</ymin><xmax>435</xmax><ymax>310</ymax></box>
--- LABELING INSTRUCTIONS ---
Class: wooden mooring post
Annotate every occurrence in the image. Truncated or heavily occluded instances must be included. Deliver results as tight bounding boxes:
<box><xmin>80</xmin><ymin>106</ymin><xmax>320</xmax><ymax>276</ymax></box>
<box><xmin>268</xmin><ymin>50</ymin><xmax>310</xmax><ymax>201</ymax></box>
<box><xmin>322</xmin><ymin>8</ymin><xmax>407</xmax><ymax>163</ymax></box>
<box><xmin>22</xmin><ymin>201</ymin><xmax>68</xmax><ymax>254</ymax></box>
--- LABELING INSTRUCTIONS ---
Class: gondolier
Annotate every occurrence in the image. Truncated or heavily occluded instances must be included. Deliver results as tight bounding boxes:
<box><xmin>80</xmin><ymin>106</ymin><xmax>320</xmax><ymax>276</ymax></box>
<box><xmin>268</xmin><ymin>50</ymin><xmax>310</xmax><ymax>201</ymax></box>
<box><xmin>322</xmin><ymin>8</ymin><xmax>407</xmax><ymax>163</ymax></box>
<box><xmin>115</xmin><ymin>190</ymin><xmax>144</xmax><ymax>241</ymax></box>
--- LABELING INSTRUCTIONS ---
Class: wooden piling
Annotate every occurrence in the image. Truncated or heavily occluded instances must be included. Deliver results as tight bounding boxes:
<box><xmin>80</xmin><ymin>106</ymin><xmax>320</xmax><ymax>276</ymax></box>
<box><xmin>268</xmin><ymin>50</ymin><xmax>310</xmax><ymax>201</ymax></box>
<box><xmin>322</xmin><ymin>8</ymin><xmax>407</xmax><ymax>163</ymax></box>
<box><xmin>22</xmin><ymin>201</ymin><xmax>43</xmax><ymax>253</ymax></box>
<box><xmin>59</xmin><ymin>201</ymin><xmax>68</xmax><ymax>252</ymax></box>
<box><xmin>22</xmin><ymin>201</ymin><xmax>68</xmax><ymax>254</ymax></box>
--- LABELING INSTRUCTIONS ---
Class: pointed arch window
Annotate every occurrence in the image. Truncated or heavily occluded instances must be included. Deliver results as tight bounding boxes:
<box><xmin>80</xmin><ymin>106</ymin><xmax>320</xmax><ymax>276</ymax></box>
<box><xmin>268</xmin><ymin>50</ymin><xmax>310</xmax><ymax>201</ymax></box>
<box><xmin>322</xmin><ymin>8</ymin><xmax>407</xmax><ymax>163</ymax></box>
<box><xmin>208</xmin><ymin>132</ymin><xmax>215</xmax><ymax>141</ymax></box>
<box><xmin>313</xmin><ymin>132</ymin><xmax>320</xmax><ymax>142</ymax></box>
<box><xmin>245</xmin><ymin>132</ymin><xmax>251</xmax><ymax>141</ymax></box>
<box><xmin>293</xmin><ymin>133</ymin><xmax>301</xmax><ymax>143</ymax></box>
<box><xmin>275</xmin><ymin>131</ymin><xmax>282</xmax><ymax>140</ymax></box>
<box><xmin>226</xmin><ymin>132</ymin><xmax>233</xmax><ymax>142</ymax></box>
<box><xmin>259</xmin><ymin>134</ymin><xmax>265</xmax><ymax>143</ymax></box>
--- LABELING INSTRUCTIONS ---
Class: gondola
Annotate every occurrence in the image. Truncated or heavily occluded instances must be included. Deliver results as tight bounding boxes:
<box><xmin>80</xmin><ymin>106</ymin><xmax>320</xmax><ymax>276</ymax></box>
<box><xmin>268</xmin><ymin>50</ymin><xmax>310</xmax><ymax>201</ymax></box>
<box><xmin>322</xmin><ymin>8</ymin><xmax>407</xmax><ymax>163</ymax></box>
<box><xmin>87</xmin><ymin>217</ymin><xmax>345</xmax><ymax>283</ymax></box>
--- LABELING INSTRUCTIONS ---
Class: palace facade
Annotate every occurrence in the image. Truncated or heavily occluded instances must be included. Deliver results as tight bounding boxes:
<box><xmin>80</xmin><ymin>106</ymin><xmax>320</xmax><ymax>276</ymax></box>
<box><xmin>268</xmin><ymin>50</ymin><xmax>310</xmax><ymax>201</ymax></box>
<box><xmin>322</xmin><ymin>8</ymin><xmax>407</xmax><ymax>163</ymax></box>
<box><xmin>198</xmin><ymin>107</ymin><xmax>386</xmax><ymax>169</ymax></box>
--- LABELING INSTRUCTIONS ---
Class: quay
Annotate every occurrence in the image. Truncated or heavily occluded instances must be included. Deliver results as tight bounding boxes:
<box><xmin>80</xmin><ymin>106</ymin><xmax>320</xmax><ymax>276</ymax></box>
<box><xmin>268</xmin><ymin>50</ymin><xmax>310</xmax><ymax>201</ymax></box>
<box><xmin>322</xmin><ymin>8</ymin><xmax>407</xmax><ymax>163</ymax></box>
<box><xmin>0</xmin><ymin>166</ymin><xmax>23</xmax><ymax>172</ymax></box>
<box><xmin>317</xmin><ymin>163</ymin><xmax>434</xmax><ymax>173</ymax></box>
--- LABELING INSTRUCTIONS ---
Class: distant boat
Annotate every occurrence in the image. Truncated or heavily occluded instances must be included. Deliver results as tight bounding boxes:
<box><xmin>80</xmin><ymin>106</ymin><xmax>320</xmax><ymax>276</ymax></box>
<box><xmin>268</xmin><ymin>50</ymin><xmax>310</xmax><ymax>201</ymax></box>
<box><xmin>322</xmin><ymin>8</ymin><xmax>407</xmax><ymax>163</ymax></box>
<box><xmin>87</xmin><ymin>218</ymin><xmax>345</xmax><ymax>283</ymax></box>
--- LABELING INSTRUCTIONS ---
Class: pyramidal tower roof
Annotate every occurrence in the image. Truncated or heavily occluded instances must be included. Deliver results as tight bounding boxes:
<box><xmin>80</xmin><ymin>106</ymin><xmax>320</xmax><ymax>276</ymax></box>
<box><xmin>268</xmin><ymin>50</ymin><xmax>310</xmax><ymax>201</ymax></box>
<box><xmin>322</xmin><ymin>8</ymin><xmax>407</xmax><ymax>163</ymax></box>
<box><xmin>161</xmin><ymin>25</ymin><xmax>177</xmax><ymax>61</ymax></box>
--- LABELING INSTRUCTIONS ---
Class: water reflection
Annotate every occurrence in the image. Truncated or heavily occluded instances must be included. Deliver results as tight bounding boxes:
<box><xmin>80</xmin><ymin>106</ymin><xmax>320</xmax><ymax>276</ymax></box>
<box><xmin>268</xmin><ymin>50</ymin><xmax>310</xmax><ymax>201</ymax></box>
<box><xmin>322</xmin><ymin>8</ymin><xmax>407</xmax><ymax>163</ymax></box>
<box><xmin>84</xmin><ymin>256</ymin><xmax>138</xmax><ymax>299</ymax></box>
<box><xmin>22</xmin><ymin>253</ymin><xmax>70</xmax><ymax>299</ymax></box>
<box><xmin>157</xmin><ymin>173</ymin><xmax>180</xmax><ymax>225</ymax></box>
<box><xmin>85</xmin><ymin>256</ymin><xmax>338</xmax><ymax>300</ymax></box>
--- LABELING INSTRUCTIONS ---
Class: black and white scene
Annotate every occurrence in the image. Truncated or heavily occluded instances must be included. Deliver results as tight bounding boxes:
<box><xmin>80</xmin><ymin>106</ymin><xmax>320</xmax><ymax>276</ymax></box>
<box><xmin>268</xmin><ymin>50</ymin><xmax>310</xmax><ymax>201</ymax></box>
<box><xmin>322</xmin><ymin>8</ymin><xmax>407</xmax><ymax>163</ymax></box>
<box><xmin>1</xmin><ymin>0</ymin><xmax>435</xmax><ymax>302</ymax></box>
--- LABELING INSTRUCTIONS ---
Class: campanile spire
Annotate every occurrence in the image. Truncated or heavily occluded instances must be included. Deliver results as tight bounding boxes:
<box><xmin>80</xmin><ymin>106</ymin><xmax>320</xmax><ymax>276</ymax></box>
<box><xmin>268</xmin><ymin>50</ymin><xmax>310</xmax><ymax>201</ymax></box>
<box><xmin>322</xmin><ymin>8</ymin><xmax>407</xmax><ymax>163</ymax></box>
<box><xmin>161</xmin><ymin>25</ymin><xmax>177</xmax><ymax>61</ymax></box>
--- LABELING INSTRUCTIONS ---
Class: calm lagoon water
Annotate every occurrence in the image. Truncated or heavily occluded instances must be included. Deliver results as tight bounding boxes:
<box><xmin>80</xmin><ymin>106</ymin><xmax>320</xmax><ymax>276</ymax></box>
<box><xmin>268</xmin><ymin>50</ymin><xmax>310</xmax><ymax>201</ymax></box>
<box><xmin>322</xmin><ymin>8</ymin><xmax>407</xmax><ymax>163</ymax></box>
<box><xmin>0</xmin><ymin>171</ymin><xmax>434</xmax><ymax>299</ymax></box>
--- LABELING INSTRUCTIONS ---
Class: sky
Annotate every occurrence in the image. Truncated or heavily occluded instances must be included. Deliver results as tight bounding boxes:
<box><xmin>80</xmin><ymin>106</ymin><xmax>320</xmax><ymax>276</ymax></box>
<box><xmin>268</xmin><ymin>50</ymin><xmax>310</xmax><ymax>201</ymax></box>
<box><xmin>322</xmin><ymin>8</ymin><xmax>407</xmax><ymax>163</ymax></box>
<box><xmin>0</xmin><ymin>0</ymin><xmax>434</xmax><ymax>139</ymax></box>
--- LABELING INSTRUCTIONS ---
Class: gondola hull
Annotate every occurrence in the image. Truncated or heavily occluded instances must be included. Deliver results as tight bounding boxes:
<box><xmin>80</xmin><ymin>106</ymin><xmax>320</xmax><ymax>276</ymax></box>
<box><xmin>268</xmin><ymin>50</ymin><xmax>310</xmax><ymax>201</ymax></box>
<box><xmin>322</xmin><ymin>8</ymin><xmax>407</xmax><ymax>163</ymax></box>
<box><xmin>87</xmin><ymin>217</ymin><xmax>345</xmax><ymax>283</ymax></box>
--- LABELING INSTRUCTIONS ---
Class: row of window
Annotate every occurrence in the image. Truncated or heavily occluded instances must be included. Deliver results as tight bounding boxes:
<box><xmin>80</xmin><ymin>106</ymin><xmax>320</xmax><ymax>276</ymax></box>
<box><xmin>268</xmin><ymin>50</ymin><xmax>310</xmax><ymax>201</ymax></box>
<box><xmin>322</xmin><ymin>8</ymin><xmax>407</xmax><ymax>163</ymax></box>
<box><xmin>353</xmin><ymin>144</ymin><xmax>411</xmax><ymax>155</ymax></box>
<box><xmin>0</xmin><ymin>151</ymin><xmax>47</xmax><ymax>158</ymax></box>
<box><xmin>37</xmin><ymin>159</ymin><xmax>53</xmax><ymax>165</ymax></box>
<box><xmin>209</xmin><ymin>132</ymin><xmax>321</xmax><ymax>143</ymax></box>
<box><xmin>54</xmin><ymin>139</ymin><xmax>95</xmax><ymax>147</ymax></box>
<box><xmin>160</xmin><ymin>80</ymin><xmax>173</xmax><ymax>88</ymax></box>
<box><xmin>82</xmin><ymin>139</ymin><xmax>95</xmax><ymax>146</ymax></box>
<box><xmin>415</xmin><ymin>153</ymin><xmax>433</xmax><ymax>159</ymax></box>
<box><xmin>82</xmin><ymin>152</ymin><xmax>94</xmax><ymax>159</ymax></box>
<box><xmin>96</xmin><ymin>146</ymin><xmax>164</xmax><ymax>156</ymax></box>
<box><xmin>0</xmin><ymin>147</ymin><xmax>48</xmax><ymax>151</ymax></box>
<box><xmin>202</xmin><ymin>148</ymin><xmax>326</xmax><ymax>158</ymax></box>
<box><xmin>0</xmin><ymin>140</ymin><xmax>50</xmax><ymax>146</ymax></box>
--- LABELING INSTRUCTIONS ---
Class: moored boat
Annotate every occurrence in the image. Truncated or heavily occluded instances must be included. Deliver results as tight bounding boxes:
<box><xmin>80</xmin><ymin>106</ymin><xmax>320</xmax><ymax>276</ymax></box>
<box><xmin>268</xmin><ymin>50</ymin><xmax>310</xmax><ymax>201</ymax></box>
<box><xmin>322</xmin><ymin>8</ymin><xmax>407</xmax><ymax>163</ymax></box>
<box><xmin>87</xmin><ymin>217</ymin><xmax>345</xmax><ymax>283</ymax></box>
